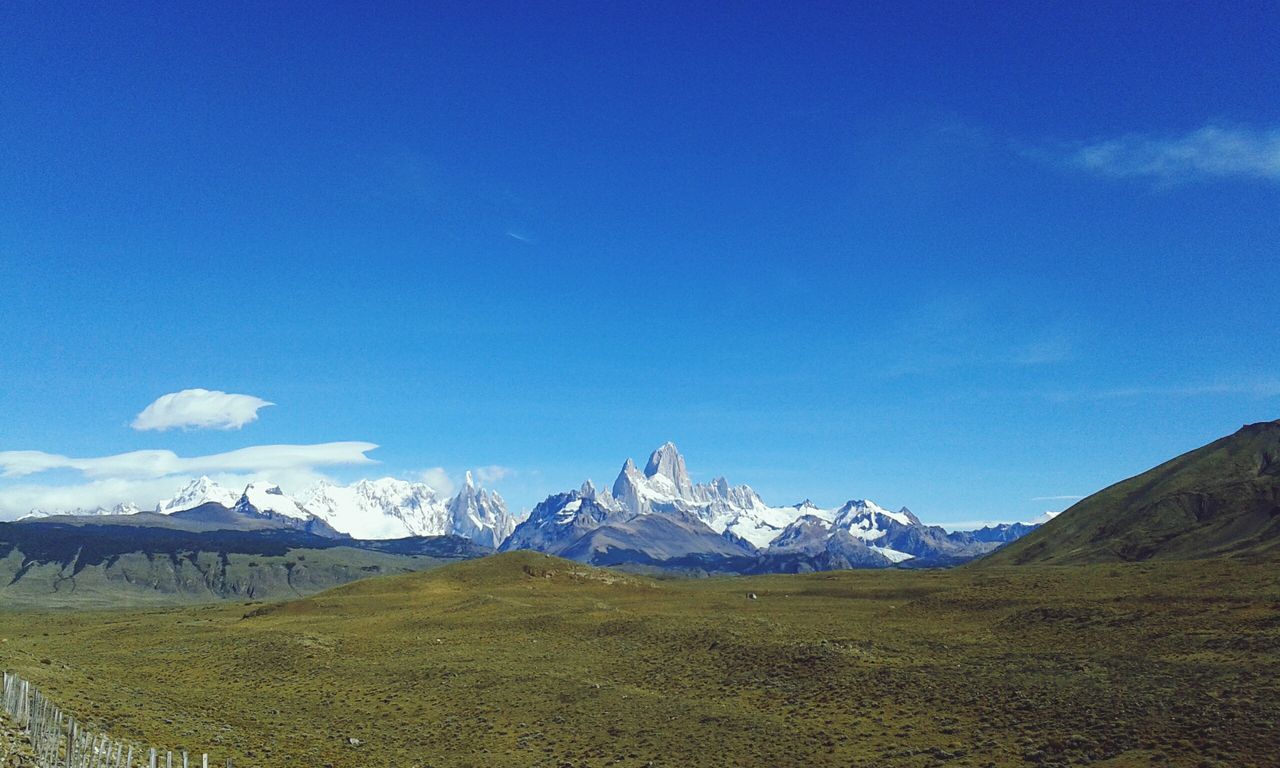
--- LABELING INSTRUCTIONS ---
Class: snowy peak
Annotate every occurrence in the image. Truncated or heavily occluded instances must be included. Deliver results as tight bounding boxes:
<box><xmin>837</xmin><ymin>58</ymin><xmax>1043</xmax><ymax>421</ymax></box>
<box><xmin>1027</xmin><ymin>509</ymin><xmax>1062</xmax><ymax>525</ymax></box>
<box><xmin>833</xmin><ymin>499</ymin><xmax>914</xmax><ymax>529</ymax></box>
<box><xmin>446</xmin><ymin>477</ymin><xmax>516</xmax><ymax>549</ymax></box>
<box><xmin>235</xmin><ymin>482</ymin><xmax>310</xmax><ymax>520</ymax></box>
<box><xmin>611</xmin><ymin>456</ymin><xmax>651</xmax><ymax>512</ymax></box>
<box><xmin>298</xmin><ymin>475</ymin><xmax>516</xmax><ymax>545</ymax></box>
<box><xmin>897</xmin><ymin>506</ymin><xmax>924</xmax><ymax>526</ymax></box>
<box><xmin>299</xmin><ymin>477</ymin><xmax>449</xmax><ymax>540</ymax></box>
<box><xmin>644</xmin><ymin>442</ymin><xmax>693</xmax><ymax>496</ymax></box>
<box><xmin>156</xmin><ymin>476</ymin><xmax>239</xmax><ymax>515</ymax></box>
<box><xmin>21</xmin><ymin>502</ymin><xmax>141</xmax><ymax>519</ymax></box>
<box><xmin>769</xmin><ymin>515</ymin><xmax>834</xmax><ymax>553</ymax></box>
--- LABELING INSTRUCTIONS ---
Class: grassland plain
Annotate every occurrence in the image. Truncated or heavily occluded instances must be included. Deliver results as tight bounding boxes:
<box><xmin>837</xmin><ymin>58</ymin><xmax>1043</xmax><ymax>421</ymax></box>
<box><xmin>1</xmin><ymin>552</ymin><xmax>1278</xmax><ymax>768</ymax></box>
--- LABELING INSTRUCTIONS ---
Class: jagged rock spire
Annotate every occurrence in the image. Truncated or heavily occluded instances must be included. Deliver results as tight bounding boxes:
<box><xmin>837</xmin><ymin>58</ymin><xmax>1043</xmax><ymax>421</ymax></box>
<box><xmin>644</xmin><ymin>441</ymin><xmax>693</xmax><ymax>496</ymax></box>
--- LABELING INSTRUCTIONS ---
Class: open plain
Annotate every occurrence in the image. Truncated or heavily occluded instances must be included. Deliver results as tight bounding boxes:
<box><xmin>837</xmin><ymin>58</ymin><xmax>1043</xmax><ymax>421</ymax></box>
<box><xmin>2</xmin><ymin>552</ymin><xmax>1277</xmax><ymax>768</ymax></box>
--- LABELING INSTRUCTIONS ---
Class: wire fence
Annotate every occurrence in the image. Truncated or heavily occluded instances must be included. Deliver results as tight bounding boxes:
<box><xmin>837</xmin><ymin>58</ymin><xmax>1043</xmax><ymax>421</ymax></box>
<box><xmin>2</xmin><ymin>671</ymin><xmax>230</xmax><ymax>768</ymax></box>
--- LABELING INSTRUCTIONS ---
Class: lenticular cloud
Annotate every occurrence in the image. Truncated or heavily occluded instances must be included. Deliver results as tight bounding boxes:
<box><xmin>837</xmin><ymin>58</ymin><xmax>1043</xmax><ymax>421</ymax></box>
<box><xmin>0</xmin><ymin>442</ymin><xmax>380</xmax><ymax>480</ymax></box>
<box><xmin>132</xmin><ymin>388</ymin><xmax>274</xmax><ymax>431</ymax></box>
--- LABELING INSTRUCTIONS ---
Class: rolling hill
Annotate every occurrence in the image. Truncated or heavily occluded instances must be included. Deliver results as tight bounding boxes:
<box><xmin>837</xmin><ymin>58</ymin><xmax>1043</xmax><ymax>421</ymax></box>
<box><xmin>984</xmin><ymin>419</ymin><xmax>1280</xmax><ymax>565</ymax></box>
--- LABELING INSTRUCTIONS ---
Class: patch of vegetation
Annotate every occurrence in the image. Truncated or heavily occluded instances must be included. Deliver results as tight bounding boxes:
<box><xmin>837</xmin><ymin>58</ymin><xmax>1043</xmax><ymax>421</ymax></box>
<box><xmin>986</xmin><ymin>419</ymin><xmax>1280</xmax><ymax>565</ymax></box>
<box><xmin>0</xmin><ymin>552</ymin><xmax>1276</xmax><ymax>767</ymax></box>
<box><xmin>0</xmin><ymin>524</ymin><xmax>488</xmax><ymax>609</ymax></box>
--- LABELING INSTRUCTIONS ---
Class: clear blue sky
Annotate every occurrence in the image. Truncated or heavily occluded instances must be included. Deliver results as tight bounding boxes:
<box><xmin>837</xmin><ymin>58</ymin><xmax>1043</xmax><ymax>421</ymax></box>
<box><xmin>1</xmin><ymin>1</ymin><xmax>1277</xmax><ymax>523</ymax></box>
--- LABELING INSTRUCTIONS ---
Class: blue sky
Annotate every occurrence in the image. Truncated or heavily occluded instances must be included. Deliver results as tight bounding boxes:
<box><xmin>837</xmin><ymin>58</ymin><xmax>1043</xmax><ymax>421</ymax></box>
<box><xmin>1</xmin><ymin>1</ymin><xmax>1277</xmax><ymax>523</ymax></box>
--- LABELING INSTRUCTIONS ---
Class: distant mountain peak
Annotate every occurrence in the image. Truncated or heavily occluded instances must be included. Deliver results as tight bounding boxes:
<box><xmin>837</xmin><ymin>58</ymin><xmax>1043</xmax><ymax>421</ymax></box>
<box><xmin>236</xmin><ymin>482</ymin><xmax>311</xmax><ymax>520</ymax></box>
<box><xmin>644</xmin><ymin>442</ymin><xmax>692</xmax><ymax>495</ymax></box>
<box><xmin>156</xmin><ymin>476</ymin><xmax>238</xmax><ymax>515</ymax></box>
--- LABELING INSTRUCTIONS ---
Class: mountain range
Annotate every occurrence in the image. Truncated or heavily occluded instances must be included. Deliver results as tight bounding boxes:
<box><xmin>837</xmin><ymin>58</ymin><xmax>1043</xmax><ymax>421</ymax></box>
<box><xmin>23</xmin><ymin>472</ymin><xmax>518</xmax><ymax>548</ymax></box>
<box><xmin>500</xmin><ymin>442</ymin><xmax>1036</xmax><ymax>571</ymax></box>
<box><xmin>16</xmin><ymin>442</ymin><xmax>1037</xmax><ymax>572</ymax></box>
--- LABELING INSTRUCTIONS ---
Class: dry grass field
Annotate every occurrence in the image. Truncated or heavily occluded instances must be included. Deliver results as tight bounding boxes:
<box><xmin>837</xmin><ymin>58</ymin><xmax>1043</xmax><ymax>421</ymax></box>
<box><xmin>1</xmin><ymin>552</ymin><xmax>1278</xmax><ymax>768</ymax></box>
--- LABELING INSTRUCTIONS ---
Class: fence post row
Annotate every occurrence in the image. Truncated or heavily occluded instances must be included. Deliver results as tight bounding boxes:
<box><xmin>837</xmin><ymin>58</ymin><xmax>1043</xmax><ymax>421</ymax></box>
<box><xmin>2</xmin><ymin>671</ymin><xmax>231</xmax><ymax>768</ymax></box>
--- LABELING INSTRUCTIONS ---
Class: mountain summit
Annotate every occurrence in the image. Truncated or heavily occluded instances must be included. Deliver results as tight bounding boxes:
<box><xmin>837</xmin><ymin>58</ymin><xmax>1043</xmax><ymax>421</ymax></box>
<box><xmin>644</xmin><ymin>441</ymin><xmax>694</xmax><ymax>497</ymax></box>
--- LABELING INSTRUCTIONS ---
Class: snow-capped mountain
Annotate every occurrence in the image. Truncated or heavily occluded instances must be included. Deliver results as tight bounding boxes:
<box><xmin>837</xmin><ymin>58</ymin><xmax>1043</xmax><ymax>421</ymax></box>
<box><xmin>156</xmin><ymin>476</ymin><xmax>240</xmax><ymax>515</ymax></box>
<box><xmin>501</xmin><ymin>482</ymin><xmax>629</xmax><ymax>555</ymax></box>
<box><xmin>296</xmin><ymin>474</ymin><xmax>517</xmax><ymax>545</ymax></box>
<box><xmin>501</xmin><ymin>477</ymin><xmax>756</xmax><ymax>565</ymax></box>
<box><xmin>235</xmin><ymin>481</ymin><xmax>312</xmax><ymax>520</ymax></box>
<box><xmin>445</xmin><ymin>472</ymin><xmax>517</xmax><ymax>549</ymax></box>
<box><xmin>298</xmin><ymin>478</ymin><xmax>451</xmax><ymax>540</ymax></box>
<box><xmin>21</xmin><ymin>502</ymin><xmax>141</xmax><ymax>520</ymax></box>
<box><xmin>13</xmin><ymin>444</ymin><xmax>1036</xmax><ymax>569</ymax></box>
<box><xmin>610</xmin><ymin>441</ymin><xmax>823</xmax><ymax>548</ymax></box>
<box><xmin>504</xmin><ymin>442</ymin><xmax>1040</xmax><ymax>570</ymax></box>
<box><xmin>21</xmin><ymin>474</ymin><xmax>517</xmax><ymax>546</ymax></box>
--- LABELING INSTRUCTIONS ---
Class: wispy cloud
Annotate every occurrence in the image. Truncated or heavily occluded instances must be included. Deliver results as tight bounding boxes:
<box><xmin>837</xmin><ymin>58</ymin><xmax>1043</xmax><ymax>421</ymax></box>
<box><xmin>473</xmin><ymin>465</ymin><xmax>515</xmax><ymax>485</ymax></box>
<box><xmin>0</xmin><ymin>469</ymin><xmax>337</xmax><ymax>519</ymax></box>
<box><xmin>419</xmin><ymin>467</ymin><xmax>456</xmax><ymax>496</ymax></box>
<box><xmin>132</xmin><ymin>389</ymin><xmax>274</xmax><ymax>431</ymax></box>
<box><xmin>505</xmin><ymin>231</ymin><xmax>532</xmax><ymax>243</ymax></box>
<box><xmin>880</xmin><ymin>297</ymin><xmax>1078</xmax><ymax>377</ymax></box>
<box><xmin>1060</xmin><ymin>123</ymin><xmax>1280</xmax><ymax>184</ymax></box>
<box><xmin>418</xmin><ymin>465</ymin><xmax>514</xmax><ymax>495</ymax></box>
<box><xmin>0</xmin><ymin>442</ymin><xmax>378</xmax><ymax>479</ymax></box>
<box><xmin>1045</xmin><ymin>377</ymin><xmax>1280</xmax><ymax>402</ymax></box>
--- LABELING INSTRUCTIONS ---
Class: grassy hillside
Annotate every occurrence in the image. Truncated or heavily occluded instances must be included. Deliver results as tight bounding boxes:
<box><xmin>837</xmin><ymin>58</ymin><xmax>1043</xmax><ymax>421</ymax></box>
<box><xmin>0</xmin><ymin>522</ymin><xmax>489</xmax><ymax>608</ymax></box>
<box><xmin>984</xmin><ymin>420</ymin><xmax>1280</xmax><ymax>565</ymax></box>
<box><xmin>1</xmin><ymin>551</ymin><xmax>1277</xmax><ymax>767</ymax></box>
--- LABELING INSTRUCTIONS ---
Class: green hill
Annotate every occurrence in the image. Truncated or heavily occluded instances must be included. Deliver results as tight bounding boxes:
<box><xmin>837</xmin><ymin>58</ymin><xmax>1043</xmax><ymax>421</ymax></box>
<box><xmin>984</xmin><ymin>420</ymin><xmax>1280</xmax><ymax>565</ymax></box>
<box><xmin>0</xmin><ymin>521</ymin><xmax>490</xmax><ymax>608</ymax></box>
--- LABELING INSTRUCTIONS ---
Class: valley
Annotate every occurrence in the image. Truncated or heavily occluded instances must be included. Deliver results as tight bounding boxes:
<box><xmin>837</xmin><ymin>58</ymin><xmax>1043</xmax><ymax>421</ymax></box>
<box><xmin>2</xmin><ymin>551</ymin><xmax>1277</xmax><ymax>768</ymax></box>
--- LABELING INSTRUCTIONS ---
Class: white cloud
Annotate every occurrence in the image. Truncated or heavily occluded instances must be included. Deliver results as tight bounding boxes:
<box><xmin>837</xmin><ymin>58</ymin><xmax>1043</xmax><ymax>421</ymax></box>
<box><xmin>473</xmin><ymin>465</ymin><xmax>515</xmax><ymax>485</ymax></box>
<box><xmin>0</xmin><ymin>442</ymin><xmax>378</xmax><ymax>479</ymax></box>
<box><xmin>1067</xmin><ymin>124</ymin><xmax>1280</xmax><ymax>184</ymax></box>
<box><xmin>132</xmin><ymin>389</ymin><xmax>274</xmax><ymax>431</ymax></box>
<box><xmin>1028</xmin><ymin>510</ymin><xmax>1064</xmax><ymax>525</ymax></box>
<box><xmin>0</xmin><ymin>477</ymin><xmax>187</xmax><ymax>518</ymax></box>
<box><xmin>419</xmin><ymin>467</ymin><xmax>456</xmax><ymax>496</ymax></box>
<box><xmin>0</xmin><ymin>469</ymin><xmax>338</xmax><ymax>520</ymax></box>
<box><xmin>415</xmin><ymin>465</ymin><xmax>515</xmax><ymax>496</ymax></box>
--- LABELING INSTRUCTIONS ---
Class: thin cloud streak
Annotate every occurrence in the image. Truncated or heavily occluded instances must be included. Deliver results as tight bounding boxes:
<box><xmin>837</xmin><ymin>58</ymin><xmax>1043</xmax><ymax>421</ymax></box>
<box><xmin>0</xmin><ymin>442</ymin><xmax>379</xmax><ymax>479</ymax></box>
<box><xmin>1061</xmin><ymin>123</ymin><xmax>1280</xmax><ymax>184</ymax></box>
<box><xmin>1044</xmin><ymin>378</ymin><xmax>1280</xmax><ymax>402</ymax></box>
<box><xmin>0</xmin><ymin>469</ymin><xmax>336</xmax><ymax>520</ymax></box>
